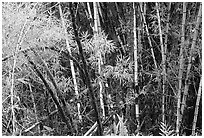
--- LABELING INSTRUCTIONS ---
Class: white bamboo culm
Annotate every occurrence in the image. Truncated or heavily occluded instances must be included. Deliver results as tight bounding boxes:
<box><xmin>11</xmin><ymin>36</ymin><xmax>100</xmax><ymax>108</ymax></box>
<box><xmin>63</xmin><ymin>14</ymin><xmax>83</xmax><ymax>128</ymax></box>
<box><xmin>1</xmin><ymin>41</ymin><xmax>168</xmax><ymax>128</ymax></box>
<box><xmin>10</xmin><ymin>11</ymin><xmax>32</xmax><ymax>134</ymax></box>
<box><xmin>59</xmin><ymin>3</ymin><xmax>82</xmax><ymax>121</ymax></box>
<box><xmin>133</xmin><ymin>2</ymin><xmax>139</xmax><ymax>128</ymax></box>
<box><xmin>139</xmin><ymin>2</ymin><xmax>158</xmax><ymax>69</ymax></box>
<box><xmin>156</xmin><ymin>2</ymin><xmax>165</xmax><ymax>123</ymax></box>
<box><xmin>191</xmin><ymin>77</ymin><xmax>202</xmax><ymax>136</ymax></box>
<box><xmin>176</xmin><ymin>2</ymin><xmax>186</xmax><ymax>136</ymax></box>
<box><xmin>93</xmin><ymin>2</ymin><xmax>105</xmax><ymax>119</ymax></box>
<box><xmin>180</xmin><ymin>3</ymin><xmax>202</xmax><ymax>116</ymax></box>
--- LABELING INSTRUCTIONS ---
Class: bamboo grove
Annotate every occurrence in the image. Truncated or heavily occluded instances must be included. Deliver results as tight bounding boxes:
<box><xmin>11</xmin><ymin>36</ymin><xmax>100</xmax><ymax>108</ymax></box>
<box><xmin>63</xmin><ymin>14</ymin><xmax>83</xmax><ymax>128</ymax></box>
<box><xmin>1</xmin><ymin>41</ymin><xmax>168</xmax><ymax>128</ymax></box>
<box><xmin>2</xmin><ymin>2</ymin><xmax>202</xmax><ymax>136</ymax></box>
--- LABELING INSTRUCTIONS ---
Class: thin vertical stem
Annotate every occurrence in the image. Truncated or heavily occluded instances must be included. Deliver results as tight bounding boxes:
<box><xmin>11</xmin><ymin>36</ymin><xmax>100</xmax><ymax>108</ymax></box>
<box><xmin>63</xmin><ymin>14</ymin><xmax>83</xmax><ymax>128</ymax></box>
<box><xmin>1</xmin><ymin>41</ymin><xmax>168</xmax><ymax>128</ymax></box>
<box><xmin>10</xmin><ymin>16</ymin><xmax>29</xmax><ymax>135</ymax></box>
<box><xmin>180</xmin><ymin>3</ymin><xmax>202</xmax><ymax>122</ymax></box>
<box><xmin>156</xmin><ymin>2</ymin><xmax>165</xmax><ymax>123</ymax></box>
<box><xmin>133</xmin><ymin>2</ymin><xmax>139</xmax><ymax>128</ymax></box>
<box><xmin>139</xmin><ymin>3</ymin><xmax>158</xmax><ymax>69</ymax></box>
<box><xmin>191</xmin><ymin>77</ymin><xmax>202</xmax><ymax>136</ymax></box>
<box><xmin>59</xmin><ymin>3</ymin><xmax>82</xmax><ymax>122</ymax></box>
<box><xmin>69</xmin><ymin>3</ymin><xmax>103</xmax><ymax>135</ymax></box>
<box><xmin>176</xmin><ymin>2</ymin><xmax>186</xmax><ymax>135</ymax></box>
<box><xmin>93</xmin><ymin>2</ymin><xmax>105</xmax><ymax>119</ymax></box>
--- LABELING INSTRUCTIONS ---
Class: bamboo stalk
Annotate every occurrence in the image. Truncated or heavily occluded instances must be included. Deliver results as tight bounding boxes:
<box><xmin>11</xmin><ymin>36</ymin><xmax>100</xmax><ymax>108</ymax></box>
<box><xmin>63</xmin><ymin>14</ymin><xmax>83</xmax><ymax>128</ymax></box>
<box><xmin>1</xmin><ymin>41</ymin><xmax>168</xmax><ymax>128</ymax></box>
<box><xmin>139</xmin><ymin>3</ymin><xmax>158</xmax><ymax>69</ymax></box>
<box><xmin>191</xmin><ymin>77</ymin><xmax>202</xmax><ymax>136</ymax></box>
<box><xmin>94</xmin><ymin>2</ymin><xmax>105</xmax><ymax>119</ymax></box>
<box><xmin>164</xmin><ymin>2</ymin><xmax>171</xmax><ymax>124</ymax></box>
<box><xmin>29</xmin><ymin>83</ymin><xmax>40</xmax><ymax>133</ymax></box>
<box><xmin>156</xmin><ymin>2</ymin><xmax>165</xmax><ymax>123</ymax></box>
<box><xmin>115</xmin><ymin>2</ymin><xmax>126</xmax><ymax>53</ymax></box>
<box><xmin>180</xmin><ymin>3</ymin><xmax>202</xmax><ymax>122</ymax></box>
<box><xmin>164</xmin><ymin>2</ymin><xmax>171</xmax><ymax>68</ymax></box>
<box><xmin>58</xmin><ymin>3</ymin><xmax>82</xmax><ymax>122</ymax></box>
<box><xmin>10</xmin><ymin>15</ymin><xmax>29</xmax><ymax>135</ymax></box>
<box><xmin>133</xmin><ymin>3</ymin><xmax>139</xmax><ymax>128</ymax></box>
<box><xmin>176</xmin><ymin>2</ymin><xmax>186</xmax><ymax>136</ymax></box>
<box><xmin>69</xmin><ymin>3</ymin><xmax>103</xmax><ymax>135</ymax></box>
<box><xmin>23</xmin><ymin>51</ymin><xmax>74</xmax><ymax>134</ymax></box>
<box><xmin>87</xmin><ymin>2</ymin><xmax>94</xmax><ymax>31</ymax></box>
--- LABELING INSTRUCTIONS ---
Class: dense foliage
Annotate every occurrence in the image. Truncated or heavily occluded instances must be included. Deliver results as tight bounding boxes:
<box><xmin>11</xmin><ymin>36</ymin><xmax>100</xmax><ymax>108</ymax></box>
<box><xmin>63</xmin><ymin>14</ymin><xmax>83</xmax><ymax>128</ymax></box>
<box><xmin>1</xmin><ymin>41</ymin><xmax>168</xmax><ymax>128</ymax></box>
<box><xmin>2</xmin><ymin>2</ymin><xmax>202</xmax><ymax>136</ymax></box>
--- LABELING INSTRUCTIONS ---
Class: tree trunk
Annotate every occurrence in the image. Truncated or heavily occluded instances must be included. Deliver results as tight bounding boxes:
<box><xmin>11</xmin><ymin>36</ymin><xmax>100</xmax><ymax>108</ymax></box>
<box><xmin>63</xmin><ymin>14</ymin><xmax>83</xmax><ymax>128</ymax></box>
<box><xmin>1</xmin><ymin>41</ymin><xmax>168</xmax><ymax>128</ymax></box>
<box><xmin>176</xmin><ymin>2</ymin><xmax>187</xmax><ymax>135</ymax></box>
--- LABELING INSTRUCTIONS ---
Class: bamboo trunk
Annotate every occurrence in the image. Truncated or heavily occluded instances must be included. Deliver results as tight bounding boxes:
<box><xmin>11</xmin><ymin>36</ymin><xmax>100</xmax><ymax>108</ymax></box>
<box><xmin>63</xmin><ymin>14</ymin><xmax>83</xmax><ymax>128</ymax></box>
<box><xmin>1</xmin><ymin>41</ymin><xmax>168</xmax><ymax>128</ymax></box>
<box><xmin>93</xmin><ymin>2</ymin><xmax>105</xmax><ymax>119</ymax></box>
<box><xmin>164</xmin><ymin>2</ymin><xmax>171</xmax><ymax>123</ymax></box>
<box><xmin>10</xmin><ymin>15</ymin><xmax>30</xmax><ymax>135</ymax></box>
<box><xmin>191</xmin><ymin>77</ymin><xmax>202</xmax><ymax>136</ymax></box>
<box><xmin>69</xmin><ymin>3</ymin><xmax>103</xmax><ymax>135</ymax></box>
<box><xmin>133</xmin><ymin>2</ymin><xmax>139</xmax><ymax>128</ymax></box>
<box><xmin>139</xmin><ymin>3</ymin><xmax>158</xmax><ymax>69</ymax></box>
<box><xmin>115</xmin><ymin>2</ymin><xmax>126</xmax><ymax>53</ymax></box>
<box><xmin>176</xmin><ymin>2</ymin><xmax>186</xmax><ymax>136</ymax></box>
<box><xmin>156</xmin><ymin>2</ymin><xmax>165</xmax><ymax>123</ymax></box>
<box><xmin>180</xmin><ymin>3</ymin><xmax>202</xmax><ymax>123</ymax></box>
<box><xmin>59</xmin><ymin>3</ymin><xmax>82</xmax><ymax>122</ymax></box>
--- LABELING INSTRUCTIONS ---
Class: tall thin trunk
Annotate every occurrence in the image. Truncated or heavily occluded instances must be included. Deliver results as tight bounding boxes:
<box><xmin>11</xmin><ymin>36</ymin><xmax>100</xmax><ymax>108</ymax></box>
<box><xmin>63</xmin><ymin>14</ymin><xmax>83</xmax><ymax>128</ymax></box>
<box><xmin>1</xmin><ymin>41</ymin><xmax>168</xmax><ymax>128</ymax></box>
<box><xmin>69</xmin><ymin>3</ymin><xmax>103</xmax><ymax>135</ymax></box>
<box><xmin>93</xmin><ymin>2</ymin><xmax>105</xmax><ymax>119</ymax></box>
<box><xmin>191</xmin><ymin>76</ymin><xmax>202</xmax><ymax>136</ymax></box>
<box><xmin>115</xmin><ymin>2</ymin><xmax>126</xmax><ymax>52</ymax></box>
<box><xmin>164</xmin><ymin>2</ymin><xmax>171</xmax><ymax>66</ymax></box>
<box><xmin>10</xmin><ymin>16</ymin><xmax>30</xmax><ymax>135</ymax></box>
<box><xmin>139</xmin><ymin>3</ymin><xmax>158</xmax><ymax>69</ymax></box>
<box><xmin>29</xmin><ymin>83</ymin><xmax>40</xmax><ymax>133</ymax></box>
<box><xmin>23</xmin><ymin>51</ymin><xmax>74</xmax><ymax>135</ymax></box>
<box><xmin>176</xmin><ymin>2</ymin><xmax>187</xmax><ymax>136</ymax></box>
<box><xmin>87</xmin><ymin>2</ymin><xmax>94</xmax><ymax>31</ymax></box>
<box><xmin>180</xmin><ymin>3</ymin><xmax>202</xmax><ymax>121</ymax></box>
<box><xmin>133</xmin><ymin>2</ymin><xmax>139</xmax><ymax>128</ymax></box>
<box><xmin>59</xmin><ymin>3</ymin><xmax>82</xmax><ymax>122</ymax></box>
<box><xmin>156</xmin><ymin>2</ymin><xmax>165</xmax><ymax>123</ymax></box>
<box><xmin>143</xmin><ymin>2</ymin><xmax>146</xmax><ymax>17</ymax></box>
<box><xmin>137</xmin><ymin>5</ymin><xmax>143</xmax><ymax>73</ymax></box>
<box><xmin>164</xmin><ymin>2</ymin><xmax>171</xmax><ymax>123</ymax></box>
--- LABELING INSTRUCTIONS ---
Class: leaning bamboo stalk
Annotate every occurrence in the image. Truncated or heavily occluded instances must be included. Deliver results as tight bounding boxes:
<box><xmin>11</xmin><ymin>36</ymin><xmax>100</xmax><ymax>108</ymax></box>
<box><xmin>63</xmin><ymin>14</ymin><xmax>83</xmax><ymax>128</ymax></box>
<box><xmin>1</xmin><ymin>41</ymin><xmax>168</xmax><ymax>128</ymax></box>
<box><xmin>191</xmin><ymin>77</ymin><xmax>202</xmax><ymax>136</ymax></box>
<box><xmin>156</xmin><ymin>2</ymin><xmax>165</xmax><ymax>123</ymax></box>
<box><xmin>94</xmin><ymin>2</ymin><xmax>105</xmax><ymax>119</ymax></box>
<box><xmin>176</xmin><ymin>2</ymin><xmax>186</xmax><ymax>136</ymax></box>
<box><xmin>29</xmin><ymin>83</ymin><xmax>40</xmax><ymax>133</ymax></box>
<box><xmin>133</xmin><ymin>2</ymin><xmax>139</xmax><ymax>128</ymax></box>
<box><xmin>58</xmin><ymin>3</ymin><xmax>82</xmax><ymax>122</ymax></box>
<box><xmin>23</xmin><ymin>51</ymin><xmax>74</xmax><ymax>134</ymax></box>
<box><xmin>31</xmin><ymin>48</ymin><xmax>77</xmax><ymax>134</ymax></box>
<box><xmin>84</xmin><ymin>122</ymin><xmax>98</xmax><ymax>136</ymax></box>
<box><xmin>139</xmin><ymin>3</ymin><xmax>158</xmax><ymax>69</ymax></box>
<box><xmin>180</xmin><ymin>3</ymin><xmax>202</xmax><ymax>120</ymax></box>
